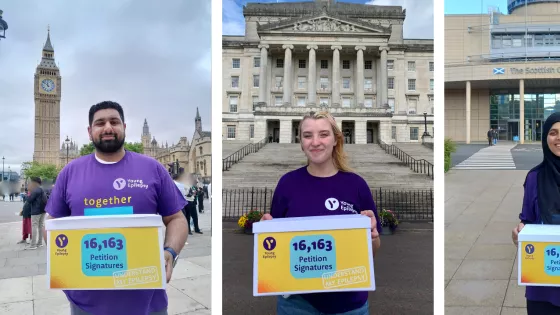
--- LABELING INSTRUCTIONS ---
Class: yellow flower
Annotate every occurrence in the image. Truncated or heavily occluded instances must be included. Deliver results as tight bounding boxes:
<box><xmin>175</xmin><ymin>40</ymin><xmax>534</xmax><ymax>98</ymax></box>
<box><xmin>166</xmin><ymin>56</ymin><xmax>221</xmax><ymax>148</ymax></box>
<box><xmin>238</xmin><ymin>215</ymin><xmax>248</xmax><ymax>228</ymax></box>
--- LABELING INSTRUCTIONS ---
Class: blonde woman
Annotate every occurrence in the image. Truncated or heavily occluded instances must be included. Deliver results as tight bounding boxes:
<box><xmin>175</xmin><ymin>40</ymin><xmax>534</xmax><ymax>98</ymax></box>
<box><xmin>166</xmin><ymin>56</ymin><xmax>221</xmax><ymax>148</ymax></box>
<box><xmin>261</xmin><ymin>111</ymin><xmax>381</xmax><ymax>315</ymax></box>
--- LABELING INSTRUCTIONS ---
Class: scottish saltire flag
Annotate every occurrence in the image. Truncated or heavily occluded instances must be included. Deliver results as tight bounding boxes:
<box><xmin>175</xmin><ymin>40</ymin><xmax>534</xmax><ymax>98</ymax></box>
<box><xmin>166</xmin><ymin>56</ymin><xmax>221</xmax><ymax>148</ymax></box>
<box><xmin>493</xmin><ymin>68</ymin><xmax>505</xmax><ymax>75</ymax></box>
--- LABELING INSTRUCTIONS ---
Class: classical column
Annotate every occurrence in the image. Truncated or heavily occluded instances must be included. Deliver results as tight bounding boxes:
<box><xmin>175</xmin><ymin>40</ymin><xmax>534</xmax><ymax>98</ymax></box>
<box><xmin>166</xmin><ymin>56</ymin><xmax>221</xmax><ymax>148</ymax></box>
<box><xmin>279</xmin><ymin>119</ymin><xmax>292</xmax><ymax>144</ymax></box>
<box><xmin>331</xmin><ymin>45</ymin><xmax>342</xmax><ymax>107</ymax></box>
<box><xmin>307</xmin><ymin>45</ymin><xmax>318</xmax><ymax>105</ymax></box>
<box><xmin>466</xmin><ymin>81</ymin><xmax>471</xmax><ymax>144</ymax></box>
<box><xmin>355</xmin><ymin>120</ymin><xmax>367</xmax><ymax>144</ymax></box>
<box><xmin>520</xmin><ymin>79</ymin><xmax>525</xmax><ymax>144</ymax></box>
<box><xmin>258</xmin><ymin>44</ymin><xmax>269</xmax><ymax>105</ymax></box>
<box><xmin>379</xmin><ymin>46</ymin><xmax>389</xmax><ymax>107</ymax></box>
<box><xmin>282</xmin><ymin>44</ymin><xmax>294</xmax><ymax>105</ymax></box>
<box><xmin>355</xmin><ymin>46</ymin><xmax>365</xmax><ymax>107</ymax></box>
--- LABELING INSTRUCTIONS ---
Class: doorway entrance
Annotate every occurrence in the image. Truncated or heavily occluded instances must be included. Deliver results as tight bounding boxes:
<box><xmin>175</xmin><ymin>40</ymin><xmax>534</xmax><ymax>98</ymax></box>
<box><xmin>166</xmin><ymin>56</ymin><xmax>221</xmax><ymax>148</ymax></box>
<box><xmin>341</xmin><ymin>121</ymin><xmax>355</xmax><ymax>144</ymax></box>
<box><xmin>266</xmin><ymin>120</ymin><xmax>280</xmax><ymax>143</ymax></box>
<box><xmin>525</xmin><ymin>119</ymin><xmax>543</xmax><ymax>142</ymax></box>
<box><xmin>507</xmin><ymin>121</ymin><xmax>519</xmax><ymax>141</ymax></box>
<box><xmin>292</xmin><ymin>121</ymin><xmax>301</xmax><ymax>143</ymax></box>
<box><xmin>366</xmin><ymin>121</ymin><xmax>379</xmax><ymax>144</ymax></box>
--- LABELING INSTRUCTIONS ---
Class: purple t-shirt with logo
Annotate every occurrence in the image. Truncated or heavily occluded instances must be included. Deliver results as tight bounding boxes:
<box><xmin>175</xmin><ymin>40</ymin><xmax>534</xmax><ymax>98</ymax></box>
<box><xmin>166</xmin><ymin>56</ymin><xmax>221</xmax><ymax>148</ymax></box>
<box><xmin>270</xmin><ymin>166</ymin><xmax>381</xmax><ymax>314</ymax></box>
<box><xmin>46</xmin><ymin>151</ymin><xmax>186</xmax><ymax>315</ymax></box>
<box><xmin>519</xmin><ymin>170</ymin><xmax>560</xmax><ymax>306</ymax></box>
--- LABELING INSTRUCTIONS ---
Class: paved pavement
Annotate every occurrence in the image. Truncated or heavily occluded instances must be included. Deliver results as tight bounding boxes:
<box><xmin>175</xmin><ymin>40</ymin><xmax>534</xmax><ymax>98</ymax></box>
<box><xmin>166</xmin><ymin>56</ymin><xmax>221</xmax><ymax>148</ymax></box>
<box><xmin>445</xmin><ymin>170</ymin><xmax>527</xmax><ymax>314</ymax></box>
<box><xmin>0</xmin><ymin>199</ymin><xmax>27</xmax><ymax>224</ymax></box>
<box><xmin>0</xmin><ymin>199</ymin><xmax>212</xmax><ymax>315</ymax></box>
<box><xmin>222</xmin><ymin>222</ymin><xmax>433</xmax><ymax>315</ymax></box>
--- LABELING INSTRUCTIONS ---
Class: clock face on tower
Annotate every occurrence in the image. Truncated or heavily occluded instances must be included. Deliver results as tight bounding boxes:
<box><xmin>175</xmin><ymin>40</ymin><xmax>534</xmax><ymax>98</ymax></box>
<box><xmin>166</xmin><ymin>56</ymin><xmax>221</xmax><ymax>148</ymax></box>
<box><xmin>41</xmin><ymin>79</ymin><xmax>55</xmax><ymax>92</ymax></box>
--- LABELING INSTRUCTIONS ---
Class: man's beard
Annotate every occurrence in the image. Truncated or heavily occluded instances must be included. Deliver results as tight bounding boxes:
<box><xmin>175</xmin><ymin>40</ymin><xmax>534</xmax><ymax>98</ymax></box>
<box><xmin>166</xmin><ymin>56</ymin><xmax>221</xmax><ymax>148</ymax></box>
<box><xmin>93</xmin><ymin>133</ymin><xmax>125</xmax><ymax>153</ymax></box>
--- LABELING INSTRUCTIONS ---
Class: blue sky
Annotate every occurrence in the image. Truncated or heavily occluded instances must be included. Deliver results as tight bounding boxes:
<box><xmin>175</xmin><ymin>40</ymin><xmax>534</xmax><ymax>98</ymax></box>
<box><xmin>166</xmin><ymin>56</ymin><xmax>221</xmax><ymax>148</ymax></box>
<box><xmin>223</xmin><ymin>0</ymin><xmax>434</xmax><ymax>39</ymax></box>
<box><xmin>445</xmin><ymin>0</ymin><xmax>508</xmax><ymax>14</ymax></box>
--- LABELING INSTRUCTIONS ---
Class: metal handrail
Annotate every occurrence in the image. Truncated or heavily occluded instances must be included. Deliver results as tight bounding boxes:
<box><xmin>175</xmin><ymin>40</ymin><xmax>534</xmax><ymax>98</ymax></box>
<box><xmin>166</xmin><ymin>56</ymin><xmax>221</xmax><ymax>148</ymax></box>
<box><xmin>379</xmin><ymin>141</ymin><xmax>434</xmax><ymax>179</ymax></box>
<box><xmin>222</xmin><ymin>137</ymin><xmax>268</xmax><ymax>171</ymax></box>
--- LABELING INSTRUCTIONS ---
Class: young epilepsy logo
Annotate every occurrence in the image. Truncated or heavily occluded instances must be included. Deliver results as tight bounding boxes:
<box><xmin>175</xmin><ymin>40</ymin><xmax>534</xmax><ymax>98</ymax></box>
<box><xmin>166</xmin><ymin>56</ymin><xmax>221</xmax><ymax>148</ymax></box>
<box><xmin>113</xmin><ymin>178</ymin><xmax>126</xmax><ymax>191</ymax></box>
<box><xmin>325</xmin><ymin>198</ymin><xmax>340</xmax><ymax>211</ymax></box>
<box><xmin>263</xmin><ymin>237</ymin><xmax>276</xmax><ymax>251</ymax></box>
<box><xmin>112</xmin><ymin>178</ymin><xmax>149</xmax><ymax>190</ymax></box>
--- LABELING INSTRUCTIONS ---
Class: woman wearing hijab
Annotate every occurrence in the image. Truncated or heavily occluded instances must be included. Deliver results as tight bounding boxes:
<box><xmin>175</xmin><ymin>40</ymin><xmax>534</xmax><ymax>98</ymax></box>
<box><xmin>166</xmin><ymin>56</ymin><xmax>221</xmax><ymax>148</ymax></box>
<box><xmin>512</xmin><ymin>112</ymin><xmax>560</xmax><ymax>313</ymax></box>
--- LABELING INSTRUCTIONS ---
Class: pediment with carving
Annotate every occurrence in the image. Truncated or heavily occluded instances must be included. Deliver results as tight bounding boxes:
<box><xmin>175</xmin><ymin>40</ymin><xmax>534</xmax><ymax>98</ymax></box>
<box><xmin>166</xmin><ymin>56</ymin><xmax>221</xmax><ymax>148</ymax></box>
<box><xmin>258</xmin><ymin>14</ymin><xmax>391</xmax><ymax>35</ymax></box>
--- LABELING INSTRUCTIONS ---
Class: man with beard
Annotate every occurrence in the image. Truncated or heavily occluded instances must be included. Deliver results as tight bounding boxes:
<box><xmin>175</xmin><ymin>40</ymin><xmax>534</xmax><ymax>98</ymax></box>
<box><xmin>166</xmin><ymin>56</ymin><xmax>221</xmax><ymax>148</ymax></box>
<box><xmin>43</xmin><ymin>101</ymin><xmax>188</xmax><ymax>315</ymax></box>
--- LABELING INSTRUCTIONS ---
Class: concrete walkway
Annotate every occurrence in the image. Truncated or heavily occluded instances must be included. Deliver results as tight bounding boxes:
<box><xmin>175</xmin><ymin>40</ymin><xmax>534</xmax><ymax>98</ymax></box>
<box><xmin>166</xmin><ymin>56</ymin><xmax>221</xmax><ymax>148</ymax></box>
<box><xmin>445</xmin><ymin>170</ymin><xmax>527</xmax><ymax>314</ymax></box>
<box><xmin>0</xmin><ymin>200</ymin><xmax>212</xmax><ymax>315</ymax></box>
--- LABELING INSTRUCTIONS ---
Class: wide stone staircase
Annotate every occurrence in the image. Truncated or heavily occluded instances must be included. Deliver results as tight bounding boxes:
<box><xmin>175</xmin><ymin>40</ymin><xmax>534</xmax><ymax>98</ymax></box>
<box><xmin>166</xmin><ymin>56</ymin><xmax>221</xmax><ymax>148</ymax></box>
<box><xmin>222</xmin><ymin>143</ymin><xmax>433</xmax><ymax>221</ymax></box>
<box><xmin>223</xmin><ymin>144</ymin><xmax>433</xmax><ymax>190</ymax></box>
<box><xmin>390</xmin><ymin>143</ymin><xmax>433</xmax><ymax>164</ymax></box>
<box><xmin>223</xmin><ymin>141</ymin><xmax>253</xmax><ymax>158</ymax></box>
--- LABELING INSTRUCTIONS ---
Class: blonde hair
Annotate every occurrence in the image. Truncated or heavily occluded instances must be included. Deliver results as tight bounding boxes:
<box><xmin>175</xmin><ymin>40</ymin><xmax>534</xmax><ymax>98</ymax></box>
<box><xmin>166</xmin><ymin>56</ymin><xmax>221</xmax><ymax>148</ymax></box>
<box><xmin>298</xmin><ymin>111</ymin><xmax>352</xmax><ymax>172</ymax></box>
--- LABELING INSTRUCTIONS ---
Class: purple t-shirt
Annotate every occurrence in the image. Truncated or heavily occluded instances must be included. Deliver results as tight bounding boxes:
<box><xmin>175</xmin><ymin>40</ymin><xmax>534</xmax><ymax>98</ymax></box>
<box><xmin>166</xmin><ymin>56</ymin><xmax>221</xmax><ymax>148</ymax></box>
<box><xmin>519</xmin><ymin>170</ymin><xmax>560</xmax><ymax>306</ymax></box>
<box><xmin>46</xmin><ymin>151</ymin><xmax>186</xmax><ymax>315</ymax></box>
<box><xmin>270</xmin><ymin>166</ymin><xmax>381</xmax><ymax>314</ymax></box>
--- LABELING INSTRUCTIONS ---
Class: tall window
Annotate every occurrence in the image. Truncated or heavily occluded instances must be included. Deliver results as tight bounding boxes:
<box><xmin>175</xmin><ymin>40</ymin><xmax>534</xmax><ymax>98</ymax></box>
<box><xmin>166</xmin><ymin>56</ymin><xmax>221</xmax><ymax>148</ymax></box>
<box><xmin>252</xmin><ymin>96</ymin><xmax>258</xmax><ymax>110</ymax></box>
<box><xmin>320</xmin><ymin>97</ymin><xmax>329</xmax><ymax>106</ymax></box>
<box><xmin>253</xmin><ymin>75</ymin><xmax>259</xmax><ymax>88</ymax></box>
<box><xmin>299</xmin><ymin>60</ymin><xmax>306</xmax><ymax>68</ymax></box>
<box><xmin>365</xmin><ymin>60</ymin><xmax>372</xmax><ymax>69</ymax></box>
<box><xmin>408</xmin><ymin>79</ymin><xmax>416</xmax><ymax>91</ymax></box>
<box><xmin>254</xmin><ymin>57</ymin><xmax>260</xmax><ymax>68</ymax></box>
<box><xmin>430</xmin><ymin>79</ymin><xmax>434</xmax><ymax>91</ymax></box>
<box><xmin>250</xmin><ymin>125</ymin><xmax>255</xmax><ymax>138</ymax></box>
<box><xmin>229</xmin><ymin>96</ymin><xmax>238</xmax><ymax>112</ymax></box>
<box><xmin>298</xmin><ymin>76</ymin><xmax>307</xmax><ymax>89</ymax></box>
<box><xmin>297</xmin><ymin>96</ymin><xmax>306</xmax><ymax>106</ymax></box>
<box><xmin>320</xmin><ymin>77</ymin><xmax>329</xmax><ymax>89</ymax></box>
<box><xmin>342</xmin><ymin>97</ymin><xmax>351</xmax><ymax>107</ymax></box>
<box><xmin>227</xmin><ymin>126</ymin><xmax>236</xmax><ymax>139</ymax></box>
<box><xmin>364</xmin><ymin>98</ymin><xmax>373</xmax><ymax>108</ymax></box>
<box><xmin>388</xmin><ymin>77</ymin><xmax>394</xmax><ymax>90</ymax></box>
<box><xmin>410</xmin><ymin>127</ymin><xmax>419</xmax><ymax>141</ymax></box>
<box><xmin>429</xmin><ymin>62</ymin><xmax>434</xmax><ymax>72</ymax></box>
<box><xmin>231</xmin><ymin>76</ymin><xmax>239</xmax><ymax>88</ymax></box>
<box><xmin>321</xmin><ymin>60</ymin><xmax>328</xmax><ymax>69</ymax></box>
<box><xmin>388</xmin><ymin>98</ymin><xmax>395</xmax><ymax>113</ymax></box>
<box><xmin>232</xmin><ymin>59</ymin><xmax>240</xmax><ymax>68</ymax></box>
<box><xmin>342</xmin><ymin>60</ymin><xmax>350</xmax><ymax>69</ymax></box>
<box><xmin>277</xmin><ymin>59</ymin><xmax>284</xmax><ymax>68</ymax></box>
<box><xmin>364</xmin><ymin>78</ymin><xmax>372</xmax><ymax>90</ymax></box>
<box><xmin>342</xmin><ymin>78</ymin><xmax>350</xmax><ymax>89</ymax></box>
<box><xmin>387</xmin><ymin>60</ymin><xmax>394</xmax><ymax>70</ymax></box>
<box><xmin>275</xmin><ymin>96</ymin><xmax>282</xmax><ymax>106</ymax></box>
<box><xmin>275</xmin><ymin>76</ymin><xmax>283</xmax><ymax>88</ymax></box>
<box><xmin>408</xmin><ymin>61</ymin><xmax>416</xmax><ymax>71</ymax></box>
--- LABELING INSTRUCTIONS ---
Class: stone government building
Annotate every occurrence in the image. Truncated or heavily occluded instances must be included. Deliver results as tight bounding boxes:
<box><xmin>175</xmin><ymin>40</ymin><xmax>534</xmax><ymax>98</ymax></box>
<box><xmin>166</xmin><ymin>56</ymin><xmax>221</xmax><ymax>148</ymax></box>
<box><xmin>222</xmin><ymin>0</ymin><xmax>434</xmax><ymax>144</ymax></box>
<box><xmin>142</xmin><ymin>108</ymin><xmax>212</xmax><ymax>184</ymax></box>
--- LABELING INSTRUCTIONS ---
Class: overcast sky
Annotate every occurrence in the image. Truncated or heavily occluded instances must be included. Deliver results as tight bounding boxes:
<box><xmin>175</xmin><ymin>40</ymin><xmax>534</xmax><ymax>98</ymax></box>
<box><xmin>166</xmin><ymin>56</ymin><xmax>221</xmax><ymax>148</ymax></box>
<box><xmin>0</xmin><ymin>0</ymin><xmax>211</xmax><ymax>173</ymax></box>
<box><xmin>223</xmin><ymin>0</ymin><xmax>434</xmax><ymax>39</ymax></box>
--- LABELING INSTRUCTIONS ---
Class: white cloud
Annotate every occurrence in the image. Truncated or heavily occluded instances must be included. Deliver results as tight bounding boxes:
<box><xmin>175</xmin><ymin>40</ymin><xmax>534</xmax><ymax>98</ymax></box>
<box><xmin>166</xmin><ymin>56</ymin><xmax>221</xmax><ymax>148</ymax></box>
<box><xmin>366</xmin><ymin>0</ymin><xmax>434</xmax><ymax>39</ymax></box>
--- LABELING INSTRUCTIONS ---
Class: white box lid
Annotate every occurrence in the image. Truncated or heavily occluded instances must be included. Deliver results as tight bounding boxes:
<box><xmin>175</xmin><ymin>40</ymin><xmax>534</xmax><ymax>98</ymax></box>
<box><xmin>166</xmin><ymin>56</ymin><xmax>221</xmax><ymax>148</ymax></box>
<box><xmin>252</xmin><ymin>214</ymin><xmax>371</xmax><ymax>234</ymax></box>
<box><xmin>518</xmin><ymin>224</ymin><xmax>560</xmax><ymax>242</ymax></box>
<box><xmin>46</xmin><ymin>214</ymin><xmax>164</xmax><ymax>231</ymax></box>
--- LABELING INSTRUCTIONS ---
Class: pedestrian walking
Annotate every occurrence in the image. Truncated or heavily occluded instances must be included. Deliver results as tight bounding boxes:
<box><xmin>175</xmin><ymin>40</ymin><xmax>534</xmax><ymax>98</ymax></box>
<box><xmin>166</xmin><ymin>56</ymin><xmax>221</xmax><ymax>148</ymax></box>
<box><xmin>487</xmin><ymin>128</ymin><xmax>494</xmax><ymax>146</ymax></box>
<box><xmin>512</xmin><ymin>112</ymin><xmax>560</xmax><ymax>314</ymax></box>
<box><xmin>44</xmin><ymin>101</ymin><xmax>188</xmax><ymax>315</ymax></box>
<box><xmin>260</xmin><ymin>111</ymin><xmax>380</xmax><ymax>315</ymax></box>
<box><xmin>17</xmin><ymin>191</ymin><xmax>32</xmax><ymax>245</ymax></box>
<box><xmin>26</xmin><ymin>177</ymin><xmax>47</xmax><ymax>250</ymax></box>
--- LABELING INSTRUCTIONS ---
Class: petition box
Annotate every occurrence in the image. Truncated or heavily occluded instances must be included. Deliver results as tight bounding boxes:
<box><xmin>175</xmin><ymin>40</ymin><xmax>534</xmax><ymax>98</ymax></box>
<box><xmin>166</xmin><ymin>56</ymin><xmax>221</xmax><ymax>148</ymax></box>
<box><xmin>252</xmin><ymin>214</ymin><xmax>375</xmax><ymax>296</ymax></box>
<box><xmin>46</xmin><ymin>214</ymin><xmax>166</xmax><ymax>290</ymax></box>
<box><xmin>519</xmin><ymin>224</ymin><xmax>560</xmax><ymax>286</ymax></box>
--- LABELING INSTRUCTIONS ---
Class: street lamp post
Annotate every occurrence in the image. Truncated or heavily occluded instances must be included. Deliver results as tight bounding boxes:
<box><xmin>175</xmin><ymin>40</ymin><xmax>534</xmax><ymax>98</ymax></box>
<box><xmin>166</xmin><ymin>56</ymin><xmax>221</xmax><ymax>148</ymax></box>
<box><xmin>65</xmin><ymin>136</ymin><xmax>70</xmax><ymax>165</ymax></box>
<box><xmin>1</xmin><ymin>156</ymin><xmax>4</xmax><ymax>182</ymax></box>
<box><xmin>0</xmin><ymin>10</ymin><xmax>8</xmax><ymax>40</ymax></box>
<box><xmin>423</xmin><ymin>112</ymin><xmax>430</xmax><ymax>137</ymax></box>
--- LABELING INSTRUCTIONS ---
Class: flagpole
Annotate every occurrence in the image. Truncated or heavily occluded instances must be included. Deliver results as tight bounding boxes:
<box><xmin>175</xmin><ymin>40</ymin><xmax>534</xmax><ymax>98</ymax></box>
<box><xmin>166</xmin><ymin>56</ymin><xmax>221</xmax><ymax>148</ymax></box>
<box><xmin>525</xmin><ymin>0</ymin><xmax>528</xmax><ymax>62</ymax></box>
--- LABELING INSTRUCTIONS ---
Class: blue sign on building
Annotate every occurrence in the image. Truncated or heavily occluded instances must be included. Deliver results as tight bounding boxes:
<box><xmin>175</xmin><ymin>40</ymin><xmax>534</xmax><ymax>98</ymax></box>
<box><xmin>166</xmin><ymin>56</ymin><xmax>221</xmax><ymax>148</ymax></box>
<box><xmin>493</xmin><ymin>68</ymin><xmax>505</xmax><ymax>75</ymax></box>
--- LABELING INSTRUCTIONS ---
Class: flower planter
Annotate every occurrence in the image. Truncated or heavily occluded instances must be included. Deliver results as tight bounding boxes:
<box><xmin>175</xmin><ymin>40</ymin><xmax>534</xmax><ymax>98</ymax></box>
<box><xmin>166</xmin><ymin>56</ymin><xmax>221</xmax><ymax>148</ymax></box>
<box><xmin>381</xmin><ymin>226</ymin><xmax>397</xmax><ymax>235</ymax></box>
<box><xmin>244</xmin><ymin>227</ymin><xmax>253</xmax><ymax>235</ymax></box>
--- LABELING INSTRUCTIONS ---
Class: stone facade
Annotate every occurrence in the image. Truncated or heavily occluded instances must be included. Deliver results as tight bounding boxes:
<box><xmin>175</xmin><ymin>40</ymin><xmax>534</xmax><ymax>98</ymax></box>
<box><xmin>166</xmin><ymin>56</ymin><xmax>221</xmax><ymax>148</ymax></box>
<box><xmin>59</xmin><ymin>139</ymin><xmax>80</xmax><ymax>166</ymax></box>
<box><xmin>141</xmin><ymin>108</ymin><xmax>212</xmax><ymax>183</ymax></box>
<box><xmin>33</xmin><ymin>29</ymin><xmax>62</xmax><ymax>166</ymax></box>
<box><xmin>222</xmin><ymin>0</ymin><xmax>434</xmax><ymax>144</ymax></box>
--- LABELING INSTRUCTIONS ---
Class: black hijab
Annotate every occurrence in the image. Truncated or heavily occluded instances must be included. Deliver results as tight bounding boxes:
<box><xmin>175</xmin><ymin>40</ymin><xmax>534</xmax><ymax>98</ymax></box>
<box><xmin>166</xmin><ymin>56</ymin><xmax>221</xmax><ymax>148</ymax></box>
<box><xmin>532</xmin><ymin>112</ymin><xmax>560</xmax><ymax>224</ymax></box>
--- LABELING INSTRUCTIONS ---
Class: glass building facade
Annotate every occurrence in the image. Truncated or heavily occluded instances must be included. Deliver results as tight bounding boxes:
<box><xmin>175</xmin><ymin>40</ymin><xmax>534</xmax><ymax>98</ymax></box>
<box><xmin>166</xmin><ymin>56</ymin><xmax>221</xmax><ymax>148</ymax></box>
<box><xmin>490</xmin><ymin>90</ymin><xmax>560</xmax><ymax>141</ymax></box>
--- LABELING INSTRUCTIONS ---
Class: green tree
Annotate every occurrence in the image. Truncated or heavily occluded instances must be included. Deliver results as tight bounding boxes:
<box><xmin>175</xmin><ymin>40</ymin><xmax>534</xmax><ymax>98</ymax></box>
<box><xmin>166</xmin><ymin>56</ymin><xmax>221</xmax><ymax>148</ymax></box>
<box><xmin>21</xmin><ymin>161</ymin><xmax>60</xmax><ymax>180</ymax></box>
<box><xmin>444</xmin><ymin>138</ymin><xmax>457</xmax><ymax>173</ymax></box>
<box><xmin>79</xmin><ymin>142</ymin><xmax>144</xmax><ymax>156</ymax></box>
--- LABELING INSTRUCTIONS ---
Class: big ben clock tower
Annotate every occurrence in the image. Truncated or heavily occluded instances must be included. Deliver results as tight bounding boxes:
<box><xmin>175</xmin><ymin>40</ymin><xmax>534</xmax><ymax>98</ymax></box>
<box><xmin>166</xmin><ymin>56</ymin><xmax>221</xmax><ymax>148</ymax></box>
<box><xmin>33</xmin><ymin>28</ymin><xmax>61</xmax><ymax>166</ymax></box>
